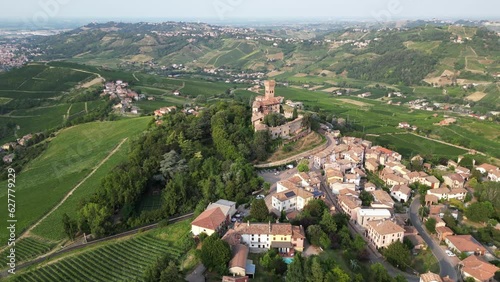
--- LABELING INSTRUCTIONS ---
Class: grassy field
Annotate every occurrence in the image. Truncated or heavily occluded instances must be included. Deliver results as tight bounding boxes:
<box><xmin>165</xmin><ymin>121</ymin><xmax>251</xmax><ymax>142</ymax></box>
<box><xmin>9</xmin><ymin>221</ymin><xmax>189</xmax><ymax>282</ymax></box>
<box><xmin>0</xmin><ymin>117</ymin><xmax>151</xmax><ymax>243</ymax></box>
<box><xmin>30</xmin><ymin>138</ymin><xmax>131</xmax><ymax>241</ymax></box>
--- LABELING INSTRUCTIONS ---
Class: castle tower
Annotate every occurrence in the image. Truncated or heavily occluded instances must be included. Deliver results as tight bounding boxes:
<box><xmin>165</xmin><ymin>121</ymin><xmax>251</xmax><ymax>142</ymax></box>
<box><xmin>264</xmin><ymin>80</ymin><xmax>276</xmax><ymax>100</ymax></box>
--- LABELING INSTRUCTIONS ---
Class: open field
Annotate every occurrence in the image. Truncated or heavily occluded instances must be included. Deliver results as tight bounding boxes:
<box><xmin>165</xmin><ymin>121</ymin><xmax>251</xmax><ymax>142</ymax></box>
<box><xmin>0</xmin><ymin>117</ymin><xmax>150</xmax><ymax>243</ymax></box>
<box><xmin>465</xmin><ymin>91</ymin><xmax>487</xmax><ymax>101</ymax></box>
<box><xmin>0</xmin><ymin>97</ymin><xmax>12</xmax><ymax>104</ymax></box>
<box><xmin>80</xmin><ymin>77</ymin><xmax>104</xmax><ymax>88</ymax></box>
<box><xmin>9</xmin><ymin>221</ymin><xmax>189</xmax><ymax>282</ymax></box>
<box><xmin>337</xmin><ymin>98</ymin><xmax>373</xmax><ymax>107</ymax></box>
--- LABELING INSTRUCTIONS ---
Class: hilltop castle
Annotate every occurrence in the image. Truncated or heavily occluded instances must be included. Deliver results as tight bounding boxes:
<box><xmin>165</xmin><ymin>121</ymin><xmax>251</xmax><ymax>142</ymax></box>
<box><xmin>251</xmin><ymin>80</ymin><xmax>309</xmax><ymax>140</ymax></box>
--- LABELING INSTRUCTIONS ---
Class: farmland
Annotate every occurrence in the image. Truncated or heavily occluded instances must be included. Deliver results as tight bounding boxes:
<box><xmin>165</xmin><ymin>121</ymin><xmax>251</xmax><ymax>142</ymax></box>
<box><xmin>9</xmin><ymin>220</ymin><xmax>190</xmax><ymax>282</ymax></box>
<box><xmin>271</xmin><ymin>86</ymin><xmax>500</xmax><ymax>159</ymax></box>
<box><xmin>0</xmin><ymin>117</ymin><xmax>151</xmax><ymax>244</ymax></box>
<box><xmin>0</xmin><ymin>238</ymin><xmax>55</xmax><ymax>267</ymax></box>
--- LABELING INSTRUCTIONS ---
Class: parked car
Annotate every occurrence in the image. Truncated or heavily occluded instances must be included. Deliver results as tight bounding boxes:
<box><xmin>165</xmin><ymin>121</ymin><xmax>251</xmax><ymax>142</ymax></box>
<box><xmin>445</xmin><ymin>250</ymin><xmax>455</xmax><ymax>257</ymax></box>
<box><xmin>256</xmin><ymin>195</ymin><xmax>265</xmax><ymax>200</ymax></box>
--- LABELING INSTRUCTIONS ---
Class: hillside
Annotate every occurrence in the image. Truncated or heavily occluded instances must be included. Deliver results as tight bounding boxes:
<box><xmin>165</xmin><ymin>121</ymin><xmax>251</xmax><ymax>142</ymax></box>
<box><xmin>20</xmin><ymin>21</ymin><xmax>498</xmax><ymax>116</ymax></box>
<box><xmin>0</xmin><ymin>117</ymin><xmax>150</xmax><ymax>244</ymax></box>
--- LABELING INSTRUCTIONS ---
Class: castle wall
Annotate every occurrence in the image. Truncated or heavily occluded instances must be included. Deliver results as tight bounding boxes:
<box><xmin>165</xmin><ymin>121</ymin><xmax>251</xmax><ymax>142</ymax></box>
<box><xmin>268</xmin><ymin>117</ymin><xmax>304</xmax><ymax>140</ymax></box>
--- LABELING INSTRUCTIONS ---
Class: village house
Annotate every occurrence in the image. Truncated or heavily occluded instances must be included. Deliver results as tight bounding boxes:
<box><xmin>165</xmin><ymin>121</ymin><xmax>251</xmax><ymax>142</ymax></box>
<box><xmin>370</xmin><ymin>190</ymin><xmax>395</xmax><ymax>209</ymax></box>
<box><xmin>325</xmin><ymin>168</ymin><xmax>344</xmax><ymax>183</ymax></box>
<box><xmin>390</xmin><ymin>184</ymin><xmax>412</xmax><ymax>203</ymax></box>
<box><xmin>419</xmin><ymin>271</ymin><xmax>449</xmax><ymax>282</ymax></box>
<box><xmin>356</xmin><ymin>209</ymin><xmax>392</xmax><ymax>228</ymax></box>
<box><xmin>422</xmin><ymin>175</ymin><xmax>441</xmax><ymax>189</ymax></box>
<box><xmin>338</xmin><ymin>194</ymin><xmax>362</xmax><ymax>222</ymax></box>
<box><xmin>272</xmin><ymin>187</ymin><xmax>314</xmax><ymax>213</ymax></box>
<box><xmin>406</xmin><ymin>234</ymin><xmax>426</xmax><ymax>250</ymax></box>
<box><xmin>459</xmin><ymin>255</ymin><xmax>499</xmax><ymax>282</ymax></box>
<box><xmin>364</xmin><ymin>182</ymin><xmax>377</xmax><ymax>192</ymax></box>
<box><xmin>427</xmin><ymin>187</ymin><xmax>450</xmax><ymax>201</ymax></box>
<box><xmin>436</xmin><ymin>226</ymin><xmax>454</xmax><ymax>242</ymax></box>
<box><xmin>366</xmin><ymin>220</ymin><xmax>404</xmax><ymax>249</ymax></box>
<box><xmin>154</xmin><ymin>106</ymin><xmax>177</xmax><ymax>118</ymax></box>
<box><xmin>443</xmin><ymin>173</ymin><xmax>465</xmax><ymax>189</ymax></box>
<box><xmin>382</xmin><ymin>173</ymin><xmax>409</xmax><ymax>186</ymax></box>
<box><xmin>330</xmin><ymin>181</ymin><xmax>357</xmax><ymax>195</ymax></box>
<box><xmin>231</xmin><ymin>222</ymin><xmax>306</xmax><ymax>254</ymax></box>
<box><xmin>424</xmin><ymin>194</ymin><xmax>439</xmax><ymax>206</ymax></box>
<box><xmin>191</xmin><ymin>207</ymin><xmax>227</xmax><ymax>236</ymax></box>
<box><xmin>475</xmin><ymin>163</ymin><xmax>500</xmax><ymax>182</ymax></box>
<box><xmin>445</xmin><ymin>235</ymin><xmax>487</xmax><ymax>256</ymax></box>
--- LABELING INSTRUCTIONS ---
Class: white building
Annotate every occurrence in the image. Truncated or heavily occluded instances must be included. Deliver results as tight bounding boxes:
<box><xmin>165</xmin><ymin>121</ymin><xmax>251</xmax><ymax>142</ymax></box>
<box><xmin>357</xmin><ymin>209</ymin><xmax>392</xmax><ymax>228</ymax></box>
<box><xmin>390</xmin><ymin>185</ymin><xmax>412</xmax><ymax>203</ymax></box>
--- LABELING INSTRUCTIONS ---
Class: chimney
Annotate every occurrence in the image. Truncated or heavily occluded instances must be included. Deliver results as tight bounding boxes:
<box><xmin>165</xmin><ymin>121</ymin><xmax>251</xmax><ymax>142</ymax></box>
<box><xmin>247</xmin><ymin>221</ymin><xmax>250</xmax><ymax>227</ymax></box>
<box><xmin>269</xmin><ymin>221</ymin><xmax>271</xmax><ymax>233</ymax></box>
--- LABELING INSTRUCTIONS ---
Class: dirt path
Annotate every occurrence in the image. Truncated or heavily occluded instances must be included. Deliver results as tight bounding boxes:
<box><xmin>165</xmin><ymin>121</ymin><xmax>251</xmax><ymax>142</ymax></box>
<box><xmin>132</xmin><ymin>72</ymin><xmax>140</xmax><ymax>82</ymax></box>
<box><xmin>19</xmin><ymin>138</ymin><xmax>129</xmax><ymax>239</ymax></box>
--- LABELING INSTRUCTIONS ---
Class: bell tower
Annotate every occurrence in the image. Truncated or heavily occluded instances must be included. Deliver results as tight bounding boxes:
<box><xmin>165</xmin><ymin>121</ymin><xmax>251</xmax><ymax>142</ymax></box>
<box><xmin>264</xmin><ymin>80</ymin><xmax>276</xmax><ymax>100</ymax></box>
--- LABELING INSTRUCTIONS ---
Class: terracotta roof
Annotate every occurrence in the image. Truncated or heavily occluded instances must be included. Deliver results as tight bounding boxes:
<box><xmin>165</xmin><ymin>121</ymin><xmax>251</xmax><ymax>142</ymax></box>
<box><xmin>273</xmin><ymin>187</ymin><xmax>313</xmax><ymax>202</ymax></box>
<box><xmin>292</xmin><ymin>225</ymin><xmax>306</xmax><ymax>239</ymax></box>
<box><xmin>425</xmin><ymin>175</ymin><xmax>440</xmax><ymax>183</ymax></box>
<box><xmin>338</xmin><ymin>194</ymin><xmax>361</xmax><ymax>210</ymax></box>
<box><xmin>233</xmin><ymin>222</ymin><xmax>296</xmax><ymax>236</ymax></box>
<box><xmin>477</xmin><ymin>163</ymin><xmax>498</xmax><ymax>172</ymax></box>
<box><xmin>446</xmin><ymin>235</ymin><xmax>486</xmax><ymax>253</ymax></box>
<box><xmin>367</xmin><ymin>220</ymin><xmax>404</xmax><ymax>235</ymax></box>
<box><xmin>229</xmin><ymin>244</ymin><xmax>249</xmax><ymax>269</ymax></box>
<box><xmin>460</xmin><ymin>255</ymin><xmax>499</xmax><ymax>281</ymax></box>
<box><xmin>404</xmin><ymin>226</ymin><xmax>418</xmax><ymax>235</ymax></box>
<box><xmin>425</xmin><ymin>194</ymin><xmax>439</xmax><ymax>204</ymax></box>
<box><xmin>428</xmin><ymin>187</ymin><xmax>450</xmax><ymax>195</ymax></box>
<box><xmin>222</xmin><ymin>229</ymin><xmax>242</xmax><ymax>246</ymax></box>
<box><xmin>391</xmin><ymin>184</ymin><xmax>411</xmax><ymax>195</ymax></box>
<box><xmin>435</xmin><ymin>226</ymin><xmax>453</xmax><ymax>235</ymax></box>
<box><xmin>448</xmin><ymin>188</ymin><xmax>467</xmax><ymax>195</ymax></box>
<box><xmin>191</xmin><ymin>207</ymin><xmax>226</xmax><ymax>231</ymax></box>
<box><xmin>326</xmin><ymin>168</ymin><xmax>343</xmax><ymax>179</ymax></box>
<box><xmin>371</xmin><ymin>190</ymin><xmax>395</xmax><ymax>206</ymax></box>
<box><xmin>277</xmin><ymin>180</ymin><xmax>297</xmax><ymax>191</ymax></box>
<box><xmin>420</xmin><ymin>271</ymin><xmax>443</xmax><ymax>282</ymax></box>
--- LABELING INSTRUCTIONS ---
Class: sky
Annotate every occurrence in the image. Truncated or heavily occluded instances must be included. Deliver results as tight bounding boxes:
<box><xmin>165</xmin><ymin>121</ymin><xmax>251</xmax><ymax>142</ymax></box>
<box><xmin>1</xmin><ymin>0</ymin><xmax>499</xmax><ymax>23</ymax></box>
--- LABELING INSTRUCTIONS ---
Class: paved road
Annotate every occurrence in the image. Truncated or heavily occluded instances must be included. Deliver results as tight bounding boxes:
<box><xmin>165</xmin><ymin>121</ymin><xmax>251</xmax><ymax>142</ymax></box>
<box><xmin>409</xmin><ymin>196</ymin><xmax>458</xmax><ymax>281</ymax></box>
<box><xmin>185</xmin><ymin>264</ymin><xmax>206</xmax><ymax>282</ymax></box>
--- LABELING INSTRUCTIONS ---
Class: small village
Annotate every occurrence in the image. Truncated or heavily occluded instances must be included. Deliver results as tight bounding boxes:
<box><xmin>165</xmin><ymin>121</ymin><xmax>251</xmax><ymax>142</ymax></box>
<box><xmin>174</xmin><ymin>81</ymin><xmax>500</xmax><ymax>282</ymax></box>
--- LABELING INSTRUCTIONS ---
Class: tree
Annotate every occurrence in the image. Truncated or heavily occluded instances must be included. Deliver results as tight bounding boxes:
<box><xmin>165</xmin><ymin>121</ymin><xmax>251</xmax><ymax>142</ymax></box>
<box><xmin>253</xmin><ymin>130</ymin><xmax>271</xmax><ymax>162</ymax></box>
<box><xmin>370</xmin><ymin>263</ymin><xmax>393</xmax><ymax>282</ymax></box>
<box><xmin>62</xmin><ymin>213</ymin><xmax>78</xmax><ymax>240</ymax></box>
<box><xmin>292</xmin><ymin>107</ymin><xmax>298</xmax><ymax>120</ymax></box>
<box><xmin>359</xmin><ymin>190</ymin><xmax>374</xmax><ymax>206</ymax></box>
<box><xmin>297</xmin><ymin>159</ymin><xmax>310</xmax><ymax>172</ymax></box>
<box><xmin>286</xmin><ymin>253</ymin><xmax>305</xmax><ymax>282</ymax></box>
<box><xmin>465</xmin><ymin>201</ymin><xmax>494</xmax><ymax>223</ymax></box>
<box><xmin>250</xmin><ymin>199</ymin><xmax>269</xmax><ymax>221</ymax></box>
<box><xmin>325</xmin><ymin>266</ymin><xmax>350</xmax><ymax>282</ymax></box>
<box><xmin>307</xmin><ymin>225</ymin><xmax>330</xmax><ymax>249</ymax></box>
<box><xmin>159</xmin><ymin>261</ymin><xmax>183</xmax><ymax>282</ymax></box>
<box><xmin>160</xmin><ymin>150</ymin><xmax>187</xmax><ymax>180</ymax></box>
<box><xmin>320</xmin><ymin>210</ymin><xmax>337</xmax><ymax>233</ymax></box>
<box><xmin>382</xmin><ymin>241</ymin><xmax>411</xmax><ymax>270</ymax></box>
<box><xmin>425</xmin><ymin>217</ymin><xmax>437</xmax><ymax>234</ymax></box>
<box><xmin>309</xmin><ymin>257</ymin><xmax>324</xmax><ymax>282</ymax></box>
<box><xmin>200</xmin><ymin>234</ymin><xmax>232</xmax><ymax>275</ymax></box>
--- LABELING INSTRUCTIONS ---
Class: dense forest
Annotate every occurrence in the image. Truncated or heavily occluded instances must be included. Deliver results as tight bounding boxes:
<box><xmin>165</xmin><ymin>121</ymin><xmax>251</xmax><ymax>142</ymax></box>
<box><xmin>67</xmin><ymin>102</ymin><xmax>269</xmax><ymax>238</ymax></box>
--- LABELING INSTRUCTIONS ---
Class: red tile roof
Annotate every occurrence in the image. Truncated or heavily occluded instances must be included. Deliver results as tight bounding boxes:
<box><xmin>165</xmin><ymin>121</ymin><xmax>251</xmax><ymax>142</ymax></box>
<box><xmin>191</xmin><ymin>207</ymin><xmax>226</xmax><ymax>231</ymax></box>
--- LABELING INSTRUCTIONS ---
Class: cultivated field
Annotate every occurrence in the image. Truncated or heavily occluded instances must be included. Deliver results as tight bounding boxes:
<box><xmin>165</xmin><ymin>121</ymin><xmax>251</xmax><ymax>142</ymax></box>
<box><xmin>8</xmin><ymin>220</ymin><xmax>190</xmax><ymax>281</ymax></box>
<box><xmin>0</xmin><ymin>117</ymin><xmax>151</xmax><ymax>243</ymax></box>
<box><xmin>465</xmin><ymin>91</ymin><xmax>487</xmax><ymax>101</ymax></box>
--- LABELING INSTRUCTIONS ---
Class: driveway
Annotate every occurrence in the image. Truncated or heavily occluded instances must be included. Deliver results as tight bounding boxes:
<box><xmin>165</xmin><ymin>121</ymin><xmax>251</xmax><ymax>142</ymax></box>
<box><xmin>409</xmin><ymin>196</ymin><xmax>458</xmax><ymax>281</ymax></box>
<box><xmin>185</xmin><ymin>264</ymin><xmax>206</xmax><ymax>282</ymax></box>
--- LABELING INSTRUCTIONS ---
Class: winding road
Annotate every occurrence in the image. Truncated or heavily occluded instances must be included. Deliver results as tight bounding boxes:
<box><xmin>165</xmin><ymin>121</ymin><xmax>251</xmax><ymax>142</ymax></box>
<box><xmin>409</xmin><ymin>196</ymin><xmax>458</xmax><ymax>281</ymax></box>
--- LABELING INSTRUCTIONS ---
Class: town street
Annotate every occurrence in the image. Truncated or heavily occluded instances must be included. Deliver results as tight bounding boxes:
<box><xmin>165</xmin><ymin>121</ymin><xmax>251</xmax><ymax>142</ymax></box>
<box><xmin>409</xmin><ymin>196</ymin><xmax>458</xmax><ymax>281</ymax></box>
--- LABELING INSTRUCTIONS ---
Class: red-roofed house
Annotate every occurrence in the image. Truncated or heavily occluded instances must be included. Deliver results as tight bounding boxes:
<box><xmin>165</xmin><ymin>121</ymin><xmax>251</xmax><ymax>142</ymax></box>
<box><xmin>459</xmin><ymin>255</ymin><xmax>499</xmax><ymax>282</ymax></box>
<box><xmin>191</xmin><ymin>207</ymin><xmax>227</xmax><ymax>236</ymax></box>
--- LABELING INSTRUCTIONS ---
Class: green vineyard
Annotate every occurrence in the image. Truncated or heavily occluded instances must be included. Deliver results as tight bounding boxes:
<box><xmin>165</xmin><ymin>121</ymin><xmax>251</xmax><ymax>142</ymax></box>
<box><xmin>0</xmin><ymin>238</ymin><xmax>55</xmax><ymax>267</ymax></box>
<box><xmin>12</xmin><ymin>235</ymin><xmax>182</xmax><ymax>282</ymax></box>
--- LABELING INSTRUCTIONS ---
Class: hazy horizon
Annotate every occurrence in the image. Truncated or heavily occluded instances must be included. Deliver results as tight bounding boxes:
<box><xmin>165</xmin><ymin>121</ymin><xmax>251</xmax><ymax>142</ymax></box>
<box><xmin>1</xmin><ymin>0</ymin><xmax>499</xmax><ymax>25</ymax></box>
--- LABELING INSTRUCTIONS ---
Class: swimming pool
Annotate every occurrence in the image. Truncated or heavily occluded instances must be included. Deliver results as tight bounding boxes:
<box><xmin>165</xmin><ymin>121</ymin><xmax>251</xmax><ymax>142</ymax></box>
<box><xmin>283</xmin><ymin>257</ymin><xmax>294</xmax><ymax>264</ymax></box>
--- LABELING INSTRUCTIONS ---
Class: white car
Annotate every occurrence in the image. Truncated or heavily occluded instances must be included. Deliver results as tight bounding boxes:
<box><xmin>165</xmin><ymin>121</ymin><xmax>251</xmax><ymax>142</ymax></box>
<box><xmin>445</xmin><ymin>250</ymin><xmax>456</xmax><ymax>257</ymax></box>
<box><xmin>256</xmin><ymin>195</ymin><xmax>265</xmax><ymax>200</ymax></box>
